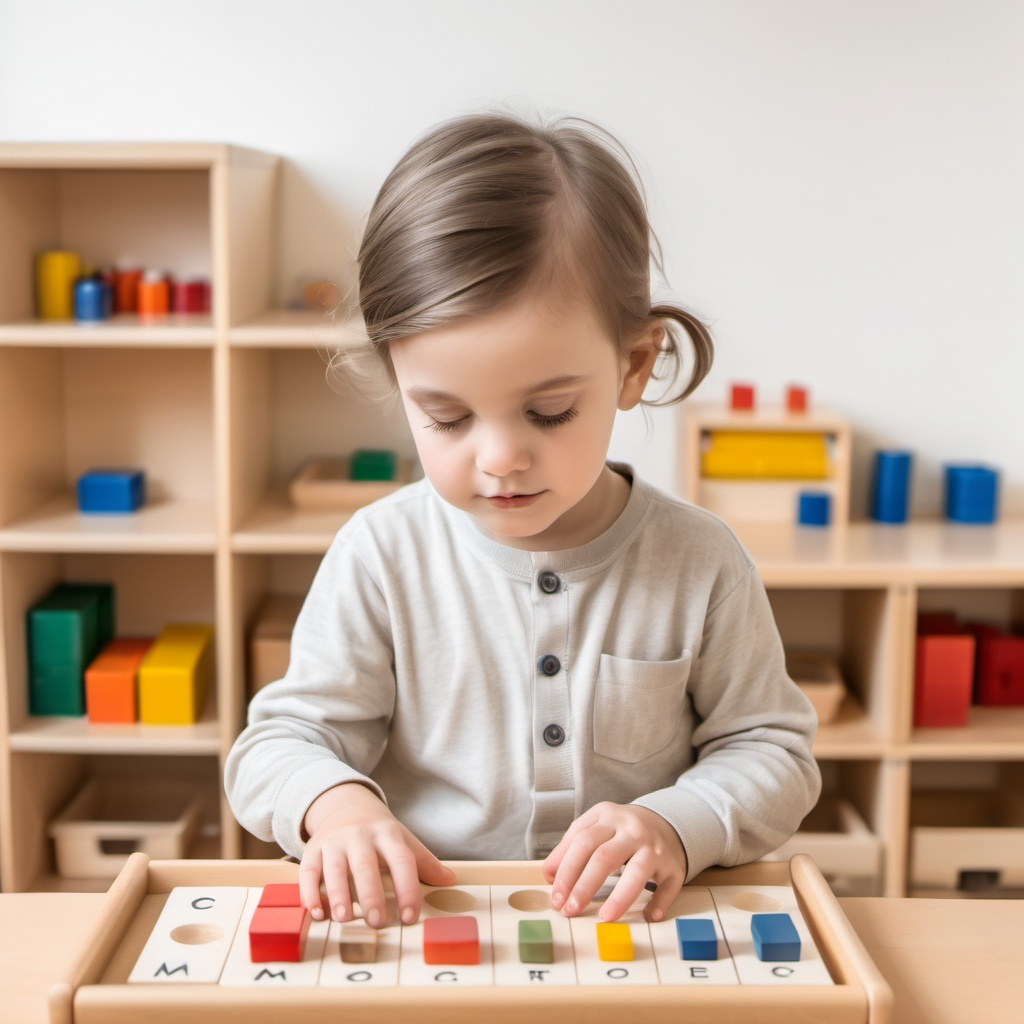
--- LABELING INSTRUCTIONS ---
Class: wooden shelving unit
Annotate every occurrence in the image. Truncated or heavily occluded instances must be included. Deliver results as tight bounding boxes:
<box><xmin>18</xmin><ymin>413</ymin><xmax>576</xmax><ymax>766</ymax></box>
<box><xmin>0</xmin><ymin>142</ymin><xmax>418</xmax><ymax>892</ymax></box>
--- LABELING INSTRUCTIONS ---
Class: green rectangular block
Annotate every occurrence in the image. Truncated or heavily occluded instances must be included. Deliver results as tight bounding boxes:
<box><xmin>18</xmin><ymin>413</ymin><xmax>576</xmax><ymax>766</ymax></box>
<box><xmin>350</xmin><ymin>448</ymin><xmax>397</xmax><ymax>481</ymax></box>
<box><xmin>27</xmin><ymin>583</ymin><xmax>115</xmax><ymax>716</ymax></box>
<box><xmin>518</xmin><ymin>919</ymin><xmax>554</xmax><ymax>964</ymax></box>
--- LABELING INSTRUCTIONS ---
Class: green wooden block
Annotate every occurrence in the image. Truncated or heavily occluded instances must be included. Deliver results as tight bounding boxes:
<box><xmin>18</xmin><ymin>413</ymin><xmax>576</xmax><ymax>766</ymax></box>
<box><xmin>350</xmin><ymin>449</ymin><xmax>397</xmax><ymax>481</ymax></box>
<box><xmin>518</xmin><ymin>919</ymin><xmax>554</xmax><ymax>964</ymax></box>
<box><xmin>27</xmin><ymin>583</ymin><xmax>115</xmax><ymax>716</ymax></box>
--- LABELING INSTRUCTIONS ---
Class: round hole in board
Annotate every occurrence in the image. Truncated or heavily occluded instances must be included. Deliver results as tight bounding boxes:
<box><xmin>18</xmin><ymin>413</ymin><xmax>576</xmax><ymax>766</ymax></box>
<box><xmin>507</xmin><ymin>889</ymin><xmax>552</xmax><ymax>913</ymax></box>
<box><xmin>729</xmin><ymin>891</ymin><xmax>782</xmax><ymax>914</ymax></box>
<box><xmin>423</xmin><ymin>889</ymin><xmax>477</xmax><ymax>913</ymax></box>
<box><xmin>170</xmin><ymin>923</ymin><xmax>224</xmax><ymax>945</ymax></box>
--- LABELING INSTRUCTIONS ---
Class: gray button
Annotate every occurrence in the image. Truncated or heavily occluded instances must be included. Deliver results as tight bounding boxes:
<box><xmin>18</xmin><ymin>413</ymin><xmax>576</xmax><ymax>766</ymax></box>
<box><xmin>538</xmin><ymin>571</ymin><xmax>561</xmax><ymax>594</ymax></box>
<box><xmin>538</xmin><ymin>655</ymin><xmax>561</xmax><ymax>676</ymax></box>
<box><xmin>543</xmin><ymin>724</ymin><xmax>565</xmax><ymax>746</ymax></box>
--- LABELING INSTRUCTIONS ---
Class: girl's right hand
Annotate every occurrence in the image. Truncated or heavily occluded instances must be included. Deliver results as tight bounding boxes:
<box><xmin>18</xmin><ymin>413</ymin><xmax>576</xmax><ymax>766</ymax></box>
<box><xmin>299</xmin><ymin>782</ymin><xmax>457</xmax><ymax>928</ymax></box>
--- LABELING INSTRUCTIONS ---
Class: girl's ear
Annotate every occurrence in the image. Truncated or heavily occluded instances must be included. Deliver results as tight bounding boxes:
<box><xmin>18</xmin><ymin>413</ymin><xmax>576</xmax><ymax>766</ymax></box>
<box><xmin>617</xmin><ymin>322</ymin><xmax>664</xmax><ymax>410</ymax></box>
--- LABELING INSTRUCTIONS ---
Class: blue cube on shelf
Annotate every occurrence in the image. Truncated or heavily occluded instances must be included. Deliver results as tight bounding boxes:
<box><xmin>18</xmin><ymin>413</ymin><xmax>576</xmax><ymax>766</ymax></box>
<box><xmin>751</xmin><ymin>913</ymin><xmax>801</xmax><ymax>962</ymax></box>
<box><xmin>77</xmin><ymin>469</ymin><xmax>145</xmax><ymax>514</ymax></box>
<box><xmin>797</xmin><ymin>491</ymin><xmax>831</xmax><ymax>527</ymax></box>
<box><xmin>944</xmin><ymin>465</ymin><xmax>998</xmax><ymax>524</ymax></box>
<box><xmin>675</xmin><ymin>917</ymin><xmax>719</xmax><ymax>960</ymax></box>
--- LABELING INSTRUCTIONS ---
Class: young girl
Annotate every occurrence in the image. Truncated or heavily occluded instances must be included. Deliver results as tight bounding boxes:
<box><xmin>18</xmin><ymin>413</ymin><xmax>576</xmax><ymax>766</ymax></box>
<box><xmin>225</xmin><ymin>110</ymin><xmax>820</xmax><ymax>932</ymax></box>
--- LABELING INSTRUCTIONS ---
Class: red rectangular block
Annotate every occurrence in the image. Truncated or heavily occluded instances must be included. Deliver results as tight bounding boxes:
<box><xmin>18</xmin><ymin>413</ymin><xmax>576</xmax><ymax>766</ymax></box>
<box><xmin>423</xmin><ymin>915</ymin><xmax>479</xmax><ymax>965</ymax></box>
<box><xmin>258</xmin><ymin>883</ymin><xmax>302</xmax><ymax>908</ymax></box>
<box><xmin>914</xmin><ymin>634</ymin><xmax>975</xmax><ymax>727</ymax></box>
<box><xmin>974</xmin><ymin>627</ymin><xmax>1024</xmax><ymax>706</ymax></box>
<box><xmin>249</xmin><ymin>905</ymin><xmax>311</xmax><ymax>962</ymax></box>
<box><xmin>729</xmin><ymin>383</ymin><xmax>755</xmax><ymax>411</ymax></box>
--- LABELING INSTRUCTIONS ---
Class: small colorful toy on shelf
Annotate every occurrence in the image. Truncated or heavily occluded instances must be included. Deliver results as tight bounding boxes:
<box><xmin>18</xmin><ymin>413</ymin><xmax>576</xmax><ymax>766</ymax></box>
<box><xmin>77</xmin><ymin>468</ymin><xmax>146</xmax><ymax>514</ymax></box>
<box><xmin>797</xmin><ymin>491</ymin><xmax>831</xmax><ymax>527</ymax></box>
<box><xmin>945</xmin><ymin>464</ymin><xmax>999</xmax><ymax>524</ymax></box>
<box><xmin>288</xmin><ymin>449</ymin><xmax>412</xmax><ymax>511</ymax></box>
<box><xmin>869</xmin><ymin>450</ymin><xmax>913</xmax><ymax>524</ymax></box>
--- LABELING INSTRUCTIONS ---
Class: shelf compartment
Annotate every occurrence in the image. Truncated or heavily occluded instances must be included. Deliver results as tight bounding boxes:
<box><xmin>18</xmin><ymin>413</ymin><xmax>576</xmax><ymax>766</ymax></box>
<box><xmin>0</xmin><ymin>346</ymin><xmax>216</xmax><ymax>535</ymax></box>
<box><xmin>0</xmin><ymin>313</ymin><xmax>216</xmax><ymax>347</ymax></box>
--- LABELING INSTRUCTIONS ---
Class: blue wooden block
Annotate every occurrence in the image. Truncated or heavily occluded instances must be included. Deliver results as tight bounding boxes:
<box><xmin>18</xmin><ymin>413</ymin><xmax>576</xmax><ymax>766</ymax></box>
<box><xmin>674</xmin><ymin>917</ymin><xmax>718</xmax><ymax>960</ymax></box>
<box><xmin>77</xmin><ymin>469</ymin><xmax>145</xmax><ymax>514</ymax></box>
<box><xmin>797</xmin><ymin>491</ymin><xmax>831</xmax><ymax>527</ymax></box>
<box><xmin>870</xmin><ymin>450</ymin><xmax>912</xmax><ymax>524</ymax></box>
<box><xmin>751</xmin><ymin>913</ymin><xmax>801</xmax><ymax>962</ymax></box>
<box><xmin>944</xmin><ymin>465</ymin><xmax>998</xmax><ymax>524</ymax></box>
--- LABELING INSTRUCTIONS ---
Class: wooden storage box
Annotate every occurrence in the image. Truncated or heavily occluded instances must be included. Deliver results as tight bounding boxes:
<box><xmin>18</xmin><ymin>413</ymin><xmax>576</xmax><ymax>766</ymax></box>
<box><xmin>288</xmin><ymin>457</ymin><xmax>413</xmax><ymax>511</ymax></box>
<box><xmin>48</xmin><ymin>779</ymin><xmax>204</xmax><ymax>879</ymax></box>
<box><xmin>909</xmin><ymin>790</ymin><xmax>1024</xmax><ymax>891</ymax></box>
<box><xmin>786</xmin><ymin>651</ymin><xmax>847</xmax><ymax>724</ymax></box>
<box><xmin>762</xmin><ymin>798</ymin><xmax>882</xmax><ymax>891</ymax></box>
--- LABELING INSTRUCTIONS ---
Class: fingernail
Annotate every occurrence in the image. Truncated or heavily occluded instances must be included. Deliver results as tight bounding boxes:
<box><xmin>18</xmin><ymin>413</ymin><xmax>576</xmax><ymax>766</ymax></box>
<box><xmin>402</xmin><ymin>907</ymin><xmax>416</xmax><ymax>924</ymax></box>
<box><xmin>332</xmin><ymin>904</ymin><xmax>345</xmax><ymax>921</ymax></box>
<box><xmin>550</xmin><ymin>891</ymin><xmax>564</xmax><ymax>908</ymax></box>
<box><xmin>650</xmin><ymin>908</ymin><xmax>664</xmax><ymax>922</ymax></box>
<box><xmin>565</xmin><ymin>899</ymin><xmax>578</xmax><ymax>915</ymax></box>
<box><xmin>310</xmin><ymin>906</ymin><xmax>323</xmax><ymax>921</ymax></box>
<box><xmin>367</xmin><ymin>909</ymin><xmax>381</xmax><ymax>928</ymax></box>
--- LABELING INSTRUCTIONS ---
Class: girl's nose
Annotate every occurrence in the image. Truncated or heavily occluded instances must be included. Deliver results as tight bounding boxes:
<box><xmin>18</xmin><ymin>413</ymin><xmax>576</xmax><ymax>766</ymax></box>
<box><xmin>475</xmin><ymin>424</ymin><xmax>531</xmax><ymax>477</ymax></box>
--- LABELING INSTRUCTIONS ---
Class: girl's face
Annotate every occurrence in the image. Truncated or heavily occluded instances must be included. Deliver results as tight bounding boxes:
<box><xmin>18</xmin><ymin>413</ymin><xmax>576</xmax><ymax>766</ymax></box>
<box><xmin>391</xmin><ymin>292</ymin><xmax>661</xmax><ymax>551</ymax></box>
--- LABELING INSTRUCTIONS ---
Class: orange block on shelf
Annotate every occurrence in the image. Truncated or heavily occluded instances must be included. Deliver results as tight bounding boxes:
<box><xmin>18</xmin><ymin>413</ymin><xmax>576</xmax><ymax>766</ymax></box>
<box><xmin>84</xmin><ymin>638</ymin><xmax>154</xmax><ymax>724</ymax></box>
<box><xmin>423</xmin><ymin>916</ymin><xmax>479</xmax><ymax>965</ymax></box>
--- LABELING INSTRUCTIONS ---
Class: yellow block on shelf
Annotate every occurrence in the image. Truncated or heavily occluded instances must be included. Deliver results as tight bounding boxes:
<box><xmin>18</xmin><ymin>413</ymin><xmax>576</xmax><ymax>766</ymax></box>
<box><xmin>138</xmin><ymin>624</ymin><xmax>215</xmax><ymax>725</ymax></box>
<box><xmin>701</xmin><ymin>430</ymin><xmax>830</xmax><ymax>480</ymax></box>
<box><xmin>596</xmin><ymin>921</ymin><xmax>634</xmax><ymax>962</ymax></box>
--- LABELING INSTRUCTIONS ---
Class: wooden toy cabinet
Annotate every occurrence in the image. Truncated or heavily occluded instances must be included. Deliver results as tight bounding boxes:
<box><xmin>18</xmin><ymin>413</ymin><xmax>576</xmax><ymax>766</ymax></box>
<box><xmin>0</xmin><ymin>142</ymin><xmax>418</xmax><ymax>892</ymax></box>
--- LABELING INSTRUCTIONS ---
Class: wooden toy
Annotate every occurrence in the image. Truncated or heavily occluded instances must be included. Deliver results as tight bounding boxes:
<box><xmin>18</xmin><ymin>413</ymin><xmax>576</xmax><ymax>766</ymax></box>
<box><xmin>47</xmin><ymin>779</ymin><xmax>204</xmax><ymax>879</ymax></box>
<box><xmin>248</xmin><ymin>594</ymin><xmax>303</xmax><ymax>696</ymax></box>
<box><xmin>77</xmin><ymin>468</ymin><xmax>146</xmax><ymax>513</ymax></box>
<box><xmin>595</xmin><ymin>921</ymin><xmax>633</xmax><ymax>961</ymax></box>
<box><xmin>971</xmin><ymin>624</ymin><xmax>1024</xmax><ymax>705</ymax></box>
<box><xmin>423</xmin><ymin>916</ymin><xmax>480</xmax><ymax>965</ymax></box>
<box><xmin>785</xmin><ymin>385</ymin><xmax>808</xmax><ymax>413</ymax></box>
<box><xmin>249</xmin><ymin>906</ymin><xmax>311</xmax><ymax>963</ymax></box>
<box><xmin>518</xmin><ymin>919</ymin><xmax>554</xmax><ymax>963</ymax></box>
<box><xmin>35</xmin><ymin>249</ymin><xmax>82</xmax><ymax>319</ymax></box>
<box><xmin>138</xmin><ymin>271</ymin><xmax>170</xmax><ymax>315</ymax></box>
<box><xmin>288</xmin><ymin>457</ymin><xmax>413</xmax><ymax>511</ymax></box>
<box><xmin>914</xmin><ymin>633</ymin><xmax>975</xmax><ymax>727</ymax></box>
<box><xmin>85</xmin><ymin>637</ymin><xmax>154</xmax><ymax>723</ymax></box>
<box><xmin>798</xmin><ymin>491</ymin><xmax>831</xmax><ymax>527</ymax></box>
<box><xmin>701</xmin><ymin>431</ymin><xmax>830</xmax><ymax>480</ymax></box>
<box><xmin>945</xmin><ymin>464</ymin><xmax>999</xmax><ymax>524</ymax></box>
<box><xmin>750</xmin><ymin>914</ymin><xmax>800</xmax><ymax>961</ymax></box>
<box><xmin>27</xmin><ymin>583</ymin><xmax>114</xmax><ymax>716</ymax></box>
<box><xmin>729</xmin><ymin>383</ymin><xmax>755</xmax><ymax>411</ymax></box>
<box><xmin>870</xmin><ymin>451</ymin><xmax>912</xmax><ymax>524</ymax></box>
<box><xmin>138</xmin><ymin>624</ymin><xmax>215</xmax><ymax>725</ymax></box>
<box><xmin>785</xmin><ymin>651</ymin><xmax>847</xmax><ymax>724</ymax></box>
<box><xmin>675</xmin><ymin>918</ymin><xmax>717</xmax><ymax>960</ymax></box>
<box><xmin>350</xmin><ymin>448</ymin><xmax>398</xmax><ymax>481</ymax></box>
<box><xmin>48</xmin><ymin>855</ymin><xmax>892</xmax><ymax>1023</ymax></box>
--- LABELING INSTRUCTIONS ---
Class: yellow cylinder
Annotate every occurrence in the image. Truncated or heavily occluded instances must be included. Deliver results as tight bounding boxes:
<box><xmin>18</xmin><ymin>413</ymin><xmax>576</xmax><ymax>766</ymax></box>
<box><xmin>35</xmin><ymin>250</ymin><xmax>82</xmax><ymax>320</ymax></box>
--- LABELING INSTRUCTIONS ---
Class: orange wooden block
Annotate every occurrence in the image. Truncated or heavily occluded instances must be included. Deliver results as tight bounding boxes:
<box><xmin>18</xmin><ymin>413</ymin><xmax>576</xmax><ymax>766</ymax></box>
<box><xmin>729</xmin><ymin>383</ymin><xmax>755</xmax><ymax>411</ymax></box>
<box><xmin>786</xmin><ymin>385</ymin><xmax>809</xmax><ymax>413</ymax></box>
<box><xmin>423</xmin><ymin>915</ymin><xmax>479</xmax><ymax>965</ymax></box>
<box><xmin>84</xmin><ymin>638</ymin><xmax>153</xmax><ymax>724</ymax></box>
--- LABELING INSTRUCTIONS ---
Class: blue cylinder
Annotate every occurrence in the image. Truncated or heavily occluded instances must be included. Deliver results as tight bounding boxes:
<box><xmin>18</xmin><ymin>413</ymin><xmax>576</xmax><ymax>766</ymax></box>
<box><xmin>871</xmin><ymin>450</ymin><xmax>912</xmax><ymax>523</ymax></box>
<box><xmin>73</xmin><ymin>277</ymin><xmax>112</xmax><ymax>322</ymax></box>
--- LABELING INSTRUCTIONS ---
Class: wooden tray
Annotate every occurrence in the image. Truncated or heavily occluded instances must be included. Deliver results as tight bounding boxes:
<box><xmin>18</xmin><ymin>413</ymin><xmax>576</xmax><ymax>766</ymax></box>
<box><xmin>49</xmin><ymin>855</ymin><xmax>891</xmax><ymax>1024</ymax></box>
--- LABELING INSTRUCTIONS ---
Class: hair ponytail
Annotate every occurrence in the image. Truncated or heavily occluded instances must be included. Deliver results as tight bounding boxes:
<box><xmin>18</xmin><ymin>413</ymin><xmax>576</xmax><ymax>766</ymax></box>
<box><xmin>648</xmin><ymin>303</ymin><xmax>715</xmax><ymax>405</ymax></box>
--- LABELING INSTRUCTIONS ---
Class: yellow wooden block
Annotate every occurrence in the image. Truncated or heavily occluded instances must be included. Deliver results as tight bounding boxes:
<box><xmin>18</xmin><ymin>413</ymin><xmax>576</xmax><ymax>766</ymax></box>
<box><xmin>138</xmin><ymin>624</ymin><xmax>215</xmax><ymax>725</ymax></box>
<box><xmin>701</xmin><ymin>430</ymin><xmax>829</xmax><ymax>480</ymax></box>
<box><xmin>596</xmin><ymin>921</ymin><xmax>633</xmax><ymax>962</ymax></box>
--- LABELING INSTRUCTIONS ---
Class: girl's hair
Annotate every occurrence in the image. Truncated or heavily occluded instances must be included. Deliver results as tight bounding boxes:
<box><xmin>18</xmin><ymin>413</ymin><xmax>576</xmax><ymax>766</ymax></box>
<box><xmin>348</xmin><ymin>110</ymin><xmax>713</xmax><ymax>406</ymax></box>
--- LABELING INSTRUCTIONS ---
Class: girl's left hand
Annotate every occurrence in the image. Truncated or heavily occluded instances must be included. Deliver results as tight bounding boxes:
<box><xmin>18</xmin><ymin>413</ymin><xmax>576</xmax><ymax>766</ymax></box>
<box><xmin>541</xmin><ymin>802</ymin><xmax>688</xmax><ymax>923</ymax></box>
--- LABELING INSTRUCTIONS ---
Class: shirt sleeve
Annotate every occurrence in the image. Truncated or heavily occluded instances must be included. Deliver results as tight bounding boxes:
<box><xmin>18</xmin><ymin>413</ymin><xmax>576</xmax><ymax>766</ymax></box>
<box><xmin>632</xmin><ymin>563</ymin><xmax>822</xmax><ymax>880</ymax></box>
<box><xmin>224</xmin><ymin>522</ymin><xmax>394</xmax><ymax>858</ymax></box>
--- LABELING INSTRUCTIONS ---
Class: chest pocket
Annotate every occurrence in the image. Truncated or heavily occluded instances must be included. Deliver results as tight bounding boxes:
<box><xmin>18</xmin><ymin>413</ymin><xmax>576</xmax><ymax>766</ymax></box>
<box><xmin>593</xmin><ymin>651</ymin><xmax>692</xmax><ymax>764</ymax></box>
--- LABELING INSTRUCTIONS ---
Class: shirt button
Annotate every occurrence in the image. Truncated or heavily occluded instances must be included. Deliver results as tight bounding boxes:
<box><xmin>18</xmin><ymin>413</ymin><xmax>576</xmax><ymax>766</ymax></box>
<box><xmin>538</xmin><ymin>571</ymin><xmax>561</xmax><ymax>594</ymax></box>
<box><xmin>538</xmin><ymin>654</ymin><xmax>561</xmax><ymax>676</ymax></box>
<box><xmin>543</xmin><ymin>724</ymin><xmax>565</xmax><ymax>746</ymax></box>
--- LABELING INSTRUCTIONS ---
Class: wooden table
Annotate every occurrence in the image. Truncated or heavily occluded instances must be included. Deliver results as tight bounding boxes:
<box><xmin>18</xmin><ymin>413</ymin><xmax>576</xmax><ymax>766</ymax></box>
<box><xmin>2</xmin><ymin>892</ymin><xmax>1022</xmax><ymax>1024</ymax></box>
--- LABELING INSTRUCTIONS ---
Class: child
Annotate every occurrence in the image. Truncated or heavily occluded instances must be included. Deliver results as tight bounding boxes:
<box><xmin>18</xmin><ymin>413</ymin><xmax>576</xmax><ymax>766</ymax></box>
<box><xmin>225</xmin><ymin>110</ymin><xmax>820</xmax><ymax>932</ymax></box>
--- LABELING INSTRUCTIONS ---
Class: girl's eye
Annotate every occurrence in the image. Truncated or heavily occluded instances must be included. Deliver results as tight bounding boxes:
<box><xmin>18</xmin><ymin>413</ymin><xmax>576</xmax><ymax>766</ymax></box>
<box><xmin>426</xmin><ymin>415</ymin><xmax>469</xmax><ymax>433</ymax></box>
<box><xmin>529</xmin><ymin>407</ymin><xmax>579</xmax><ymax>429</ymax></box>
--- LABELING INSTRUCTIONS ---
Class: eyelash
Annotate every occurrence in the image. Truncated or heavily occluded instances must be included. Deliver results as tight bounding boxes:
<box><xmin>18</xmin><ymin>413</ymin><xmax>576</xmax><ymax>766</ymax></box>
<box><xmin>426</xmin><ymin>407</ymin><xmax>579</xmax><ymax>433</ymax></box>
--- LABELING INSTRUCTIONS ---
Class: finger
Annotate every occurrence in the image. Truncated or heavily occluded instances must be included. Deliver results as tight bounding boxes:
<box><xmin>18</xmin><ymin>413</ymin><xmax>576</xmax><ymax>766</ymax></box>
<box><xmin>298</xmin><ymin>847</ymin><xmax>326</xmax><ymax>920</ymax></box>
<box><xmin>551</xmin><ymin>825</ymin><xmax>619</xmax><ymax>915</ymax></box>
<box><xmin>380</xmin><ymin>840</ymin><xmax>424</xmax><ymax>925</ymax></box>
<box><xmin>599</xmin><ymin>854</ymin><xmax>655</xmax><ymax>922</ymax></box>
<box><xmin>407</xmin><ymin>832</ymin><xmax>457</xmax><ymax>888</ymax></box>
<box><xmin>321</xmin><ymin>850</ymin><xmax>354</xmax><ymax>922</ymax></box>
<box><xmin>349</xmin><ymin>843</ymin><xmax>388</xmax><ymax>929</ymax></box>
<box><xmin>643</xmin><ymin>869</ymin><xmax>685</xmax><ymax>924</ymax></box>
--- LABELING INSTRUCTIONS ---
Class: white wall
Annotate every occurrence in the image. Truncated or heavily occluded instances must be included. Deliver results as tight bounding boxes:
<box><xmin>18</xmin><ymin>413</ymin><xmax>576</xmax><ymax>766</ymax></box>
<box><xmin>2</xmin><ymin>0</ymin><xmax>1021</xmax><ymax>515</ymax></box>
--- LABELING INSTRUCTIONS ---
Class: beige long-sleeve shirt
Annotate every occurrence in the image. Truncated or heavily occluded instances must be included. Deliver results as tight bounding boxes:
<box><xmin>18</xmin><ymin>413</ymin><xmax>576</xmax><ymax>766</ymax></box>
<box><xmin>225</xmin><ymin>468</ymin><xmax>820</xmax><ymax>878</ymax></box>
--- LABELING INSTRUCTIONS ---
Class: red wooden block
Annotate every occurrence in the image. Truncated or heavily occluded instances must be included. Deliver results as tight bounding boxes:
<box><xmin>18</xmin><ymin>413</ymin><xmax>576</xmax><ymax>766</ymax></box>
<box><xmin>785</xmin><ymin>385</ymin><xmax>808</xmax><ymax>413</ymax></box>
<box><xmin>423</xmin><ymin>916</ymin><xmax>480</xmax><ymax>965</ymax></box>
<box><xmin>974</xmin><ymin>627</ymin><xmax>1024</xmax><ymax>706</ymax></box>
<box><xmin>729</xmin><ymin>383</ymin><xmax>755</xmax><ymax>411</ymax></box>
<box><xmin>249</xmin><ymin>905</ymin><xmax>311</xmax><ymax>962</ymax></box>
<box><xmin>914</xmin><ymin>634</ymin><xmax>975</xmax><ymax>727</ymax></box>
<box><xmin>259</xmin><ymin>883</ymin><xmax>302</xmax><ymax>908</ymax></box>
